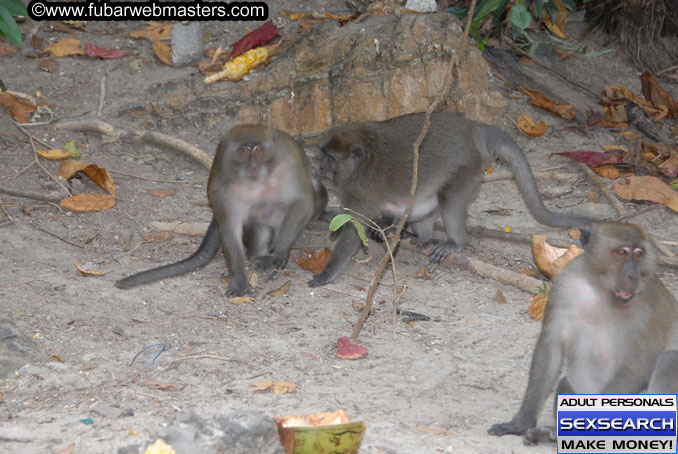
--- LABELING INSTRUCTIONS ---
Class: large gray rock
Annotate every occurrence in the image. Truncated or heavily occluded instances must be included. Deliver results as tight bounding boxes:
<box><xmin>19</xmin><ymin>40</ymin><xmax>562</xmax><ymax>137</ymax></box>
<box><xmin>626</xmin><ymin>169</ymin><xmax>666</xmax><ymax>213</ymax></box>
<box><xmin>122</xmin><ymin>12</ymin><xmax>506</xmax><ymax>137</ymax></box>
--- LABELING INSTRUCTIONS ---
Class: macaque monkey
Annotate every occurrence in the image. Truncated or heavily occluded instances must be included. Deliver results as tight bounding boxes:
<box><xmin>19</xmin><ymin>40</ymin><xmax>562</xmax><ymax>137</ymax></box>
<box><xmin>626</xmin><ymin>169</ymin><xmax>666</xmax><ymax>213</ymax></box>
<box><xmin>116</xmin><ymin>125</ymin><xmax>327</xmax><ymax>297</ymax></box>
<box><xmin>308</xmin><ymin>112</ymin><xmax>592</xmax><ymax>287</ymax></box>
<box><xmin>488</xmin><ymin>222</ymin><xmax>678</xmax><ymax>444</ymax></box>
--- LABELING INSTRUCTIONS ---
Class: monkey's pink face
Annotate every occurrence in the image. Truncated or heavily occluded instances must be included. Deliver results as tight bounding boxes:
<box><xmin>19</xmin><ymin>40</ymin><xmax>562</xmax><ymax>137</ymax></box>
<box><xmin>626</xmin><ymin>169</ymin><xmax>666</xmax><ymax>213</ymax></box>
<box><xmin>609</xmin><ymin>245</ymin><xmax>645</xmax><ymax>304</ymax></box>
<box><xmin>236</xmin><ymin>144</ymin><xmax>272</xmax><ymax>180</ymax></box>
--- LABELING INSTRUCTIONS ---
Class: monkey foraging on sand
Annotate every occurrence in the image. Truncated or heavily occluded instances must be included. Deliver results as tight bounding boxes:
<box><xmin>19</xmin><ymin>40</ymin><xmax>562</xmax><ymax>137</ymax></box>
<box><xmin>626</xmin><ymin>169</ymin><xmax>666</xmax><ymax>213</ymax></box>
<box><xmin>308</xmin><ymin>112</ymin><xmax>592</xmax><ymax>287</ymax></box>
<box><xmin>116</xmin><ymin>125</ymin><xmax>327</xmax><ymax>297</ymax></box>
<box><xmin>488</xmin><ymin>222</ymin><xmax>678</xmax><ymax>444</ymax></box>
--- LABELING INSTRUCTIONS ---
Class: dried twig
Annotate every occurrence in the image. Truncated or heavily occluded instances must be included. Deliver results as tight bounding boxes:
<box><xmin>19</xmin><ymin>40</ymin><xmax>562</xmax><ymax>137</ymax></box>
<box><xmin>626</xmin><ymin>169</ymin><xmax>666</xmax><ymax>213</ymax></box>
<box><xmin>166</xmin><ymin>354</ymin><xmax>251</xmax><ymax>368</ymax></box>
<box><xmin>0</xmin><ymin>184</ymin><xmax>61</xmax><ymax>203</ymax></box>
<box><xmin>97</xmin><ymin>75</ymin><xmax>106</xmax><ymax>117</ymax></box>
<box><xmin>56</xmin><ymin>120</ymin><xmax>213</xmax><ymax>169</ymax></box>
<box><xmin>400</xmin><ymin>241</ymin><xmax>544</xmax><ymax>294</ymax></box>
<box><xmin>577</xmin><ymin>162</ymin><xmax>627</xmax><ymax>215</ymax></box>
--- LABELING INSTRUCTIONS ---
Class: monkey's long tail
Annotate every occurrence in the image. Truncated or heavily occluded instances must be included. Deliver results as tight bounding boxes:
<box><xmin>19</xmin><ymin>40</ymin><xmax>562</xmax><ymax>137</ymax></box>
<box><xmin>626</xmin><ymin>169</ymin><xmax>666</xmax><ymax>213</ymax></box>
<box><xmin>496</xmin><ymin>135</ymin><xmax>593</xmax><ymax>228</ymax></box>
<box><xmin>115</xmin><ymin>217</ymin><xmax>220</xmax><ymax>289</ymax></box>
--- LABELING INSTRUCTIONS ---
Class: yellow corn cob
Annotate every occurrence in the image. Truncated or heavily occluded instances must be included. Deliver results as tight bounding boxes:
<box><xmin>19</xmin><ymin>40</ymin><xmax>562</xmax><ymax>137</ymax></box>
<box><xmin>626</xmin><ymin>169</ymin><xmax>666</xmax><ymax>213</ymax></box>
<box><xmin>203</xmin><ymin>47</ymin><xmax>269</xmax><ymax>84</ymax></box>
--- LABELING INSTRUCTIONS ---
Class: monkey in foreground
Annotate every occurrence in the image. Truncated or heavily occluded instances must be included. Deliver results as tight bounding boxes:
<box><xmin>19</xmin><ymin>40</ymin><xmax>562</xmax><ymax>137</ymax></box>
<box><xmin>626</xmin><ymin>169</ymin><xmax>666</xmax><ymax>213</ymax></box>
<box><xmin>488</xmin><ymin>222</ymin><xmax>678</xmax><ymax>444</ymax></box>
<box><xmin>308</xmin><ymin>112</ymin><xmax>592</xmax><ymax>287</ymax></box>
<box><xmin>116</xmin><ymin>125</ymin><xmax>327</xmax><ymax>297</ymax></box>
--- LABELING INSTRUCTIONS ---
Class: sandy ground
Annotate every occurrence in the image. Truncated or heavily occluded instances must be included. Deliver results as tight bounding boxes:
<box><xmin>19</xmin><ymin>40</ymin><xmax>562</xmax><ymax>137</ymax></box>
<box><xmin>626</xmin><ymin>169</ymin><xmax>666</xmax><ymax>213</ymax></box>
<box><xmin>1</xmin><ymin>4</ymin><xmax>677</xmax><ymax>454</ymax></box>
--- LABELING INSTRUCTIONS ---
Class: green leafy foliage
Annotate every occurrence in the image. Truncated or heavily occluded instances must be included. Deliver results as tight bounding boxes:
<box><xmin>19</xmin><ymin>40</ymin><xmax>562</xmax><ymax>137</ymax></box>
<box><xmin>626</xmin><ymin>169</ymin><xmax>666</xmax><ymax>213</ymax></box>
<box><xmin>446</xmin><ymin>0</ymin><xmax>576</xmax><ymax>48</ymax></box>
<box><xmin>329</xmin><ymin>214</ymin><xmax>369</xmax><ymax>247</ymax></box>
<box><xmin>0</xmin><ymin>0</ymin><xmax>28</xmax><ymax>48</ymax></box>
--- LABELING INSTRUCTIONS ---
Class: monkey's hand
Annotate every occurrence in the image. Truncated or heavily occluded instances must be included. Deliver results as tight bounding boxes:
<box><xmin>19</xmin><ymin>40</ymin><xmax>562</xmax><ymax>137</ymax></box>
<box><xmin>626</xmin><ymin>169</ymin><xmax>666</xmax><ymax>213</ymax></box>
<box><xmin>252</xmin><ymin>252</ymin><xmax>289</xmax><ymax>272</ymax></box>
<box><xmin>429</xmin><ymin>240</ymin><xmax>464</xmax><ymax>263</ymax></box>
<box><xmin>487</xmin><ymin>419</ymin><xmax>531</xmax><ymax>437</ymax></box>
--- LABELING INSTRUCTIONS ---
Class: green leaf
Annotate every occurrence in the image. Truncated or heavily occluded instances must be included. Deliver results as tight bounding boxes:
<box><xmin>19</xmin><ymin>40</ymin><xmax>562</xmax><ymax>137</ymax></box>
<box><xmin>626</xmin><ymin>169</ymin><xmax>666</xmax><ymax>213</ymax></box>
<box><xmin>329</xmin><ymin>214</ymin><xmax>353</xmax><ymax>232</ymax></box>
<box><xmin>585</xmin><ymin>49</ymin><xmax>614</xmax><ymax>58</ymax></box>
<box><xmin>472</xmin><ymin>0</ymin><xmax>505</xmax><ymax>21</ymax></box>
<box><xmin>510</xmin><ymin>0</ymin><xmax>532</xmax><ymax>31</ymax></box>
<box><xmin>350</xmin><ymin>220</ymin><xmax>369</xmax><ymax>247</ymax></box>
<box><xmin>537</xmin><ymin>282</ymin><xmax>548</xmax><ymax>294</ymax></box>
<box><xmin>2</xmin><ymin>0</ymin><xmax>28</xmax><ymax>16</ymax></box>
<box><xmin>444</xmin><ymin>5</ymin><xmax>469</xmax><ymax>19</ymax></box>
<box><xmin>64</xmin><ymin>140</ymin><xmax>82</xmax><ymax>158</ymax></box>
<box><xmin>558</xmin><ymin>0</ymin><xmax>576</xmax><ymax>11</ymax></box>
<box><xmin>669</xmin><ymin>179</ymin><xmax>678</xmax><ymax>191</ymax></box>
<box><xmin>527</xmin><ymin>41</ymin><xmax>539</xmax><ymax>57</ymax></box>
<box><xmin>533</xmin><ymin>0</ymin><xmax>545</xmax><ymax>18</ymax></box>
<box><xmin>544</xmin><ymin>1</ymin><xmax>557</xmax><ymax>21</ymax></box>
<box><xmin>0</xmin><ymin>4</ymin><xmax>22</xmax><ymax>48</ymax></box>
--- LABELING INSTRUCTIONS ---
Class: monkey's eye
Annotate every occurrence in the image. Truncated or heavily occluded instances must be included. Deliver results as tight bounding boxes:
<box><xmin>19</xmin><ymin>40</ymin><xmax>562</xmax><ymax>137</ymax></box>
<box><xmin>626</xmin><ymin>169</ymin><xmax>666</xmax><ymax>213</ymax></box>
<box><xmin>241</xmin><ymin>146</ymin><xmax>251</xmax><ymax>153</ymax></box>
<box><xmin>252</xmin><ymin>145</ymin><xmax>262</xmax><ymax>154</ymax></box>
<box><xmin>615</xmin><ymin>248</ymin><xmax>630</xmax><ymax>256</ymax></box>
<box><xmin>633</xmin><ymin>248</ymin><xmax>644</xmax><ymax>258</ymax></box>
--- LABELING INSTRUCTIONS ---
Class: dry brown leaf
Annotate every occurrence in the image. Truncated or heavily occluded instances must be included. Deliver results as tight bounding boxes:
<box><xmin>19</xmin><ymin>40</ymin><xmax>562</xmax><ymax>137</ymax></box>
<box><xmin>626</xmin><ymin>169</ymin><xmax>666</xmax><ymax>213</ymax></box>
<box><xmin>592</xmin><ymin>166</ymin><xmax>620</xmax><ymax>179</ymax></box>
<box><xmin>297</xmin><ymin>248</ymin><xmax>331</xmax><ymax>274</ymax></box>
<box><xmin>230</xmin><ymin>296</ymin><xmax>253</xmax><ymax>305</ymax></box>
<box><xmin>55</xmin><ymin>442</ymin><xmax>76</xmax><ymax>454</ymax></box>
<box><xmin>142</xmin><ymin>231</ymin><xmax>174</xmax><ymax>242</ymax></box>
<box><xmin>640</xmin><ymin>70</ymin><xmax>678</xmax><ymax>119</ymax></box>
<box><xmin>58</xmin><ymin>160</ymin><xmax>116</xmax><ymax>196</ymax></box>
<box><xmin>613</xmin><ymin>176</ymin><xmax>678</xmax><ymax>212</ymax></box>
<box><xmin>0</xmin><ymin>93</ymin><xmax>37</xmax><ymax>123</ymax></box>
<box><xmin>76</xmin><ymin>259</ymin><xmax>104</xmax><ymax>276</ymax></box>
<box><xmin>494</xmin><ymin>289</ymin><xmax>507</xmax><ymax>304</ymax></box>
<box><xmin>50</xmin><ymin>354</ymin><xmax>65</xmax><ymax>363</ymax></box>
<box><xmin>130</xmin><ymin>22</ymin><xmax>172</xmax><ymax>40</ymax></box>
<box><xmin>60</xmin><ymin>194</ymin><xmax>116</xmax><ymax>212</ymax></box>
<box><xmin>36</xmin><ymin>148</ymin><xmax>70</xmax><ymax>160</ymax></box>
<box><xmin>413</xmin><ymin>267</ymin><xmax>431</xmax><ymax>279</ymax></box>
<box><xmin>45</xmin><ymin>38</ymin><xmax>87</xmax><ymax>57</ymax></box>
<box><xmin>153</xmin><ymin>39</ymin><xmax>173</xmax><ymax>66</ymax></box>
<box><xmin>600</xmin><ymin>105</ymin><xmax>629</xmax><ymax>128</ymax></box>
<box><xmin>520</xmin><ymin>85</ymin><xmax>575</xmax><ymax>121</ymax></box>
<box><xmin>268</xmin><ymin>280</ymin><xmax>292</xmax><ymax>297</ymax></box>
<box><xmin>529</xmin><ymin>292</ymin><xmax>548</xmax><ymax>321</ymax></box>
<box><xmin>251</xmin><ymin>380</ymin><xmax>296</xmax><ymax>394</ymax></box>
<box><xmin>146</xmin><ymin>188</ymin><xmax>179</xmax><ymax>197</ymax></box>
<box><xmin>0</xmin><ymin>40</ymin><xmax>17</xmax><ymax>56</ymax></box>
<box><xmin>37</xmin><ymin>58</ymin><xmax>59</xmax><ymax>73</ymax></box>
<box><xmin>516</xmin><ymin>113</ymin><xmax>547</xmax><ymax>137</ymax></box>
<box><xmin>519</xmin><ymin>56</ymin><xmax>535</xmax><ymax>65</ymax></box>
<box><xmin>416</xmin><ymin>425</ymin><xmax>450</xmax><ymax>436</ymax></box>
<box><xmin>552</xmin><ymin>48</ymin><xmax>571</xmax><ymax>59</ymax></box>
<box><xmin>144</xmin><ymin>380</ymin><xmax>184</xmax><ymax>391</ymax></box>
<box><xmin>601</xmin><ymin>145</ymin><xmax>628</xmax><ymax>153</ymax></box>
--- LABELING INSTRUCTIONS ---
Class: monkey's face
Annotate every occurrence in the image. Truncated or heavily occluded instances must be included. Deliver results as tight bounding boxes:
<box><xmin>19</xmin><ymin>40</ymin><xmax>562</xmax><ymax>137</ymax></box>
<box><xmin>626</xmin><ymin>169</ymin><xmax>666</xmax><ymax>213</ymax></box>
<box><xmin>320</xmin><ymin>136</ymin><xmax>366</xmax><ymax>186</ymax></box>
<box><xmin>230</xmin><ymin>141</ymin><xmax>274</xmax><ymax>181</ymax></box>
<box><xmin>584</xmin><ymin>223</ymin><xmax>653</xmax><ymax>306</ymax></box>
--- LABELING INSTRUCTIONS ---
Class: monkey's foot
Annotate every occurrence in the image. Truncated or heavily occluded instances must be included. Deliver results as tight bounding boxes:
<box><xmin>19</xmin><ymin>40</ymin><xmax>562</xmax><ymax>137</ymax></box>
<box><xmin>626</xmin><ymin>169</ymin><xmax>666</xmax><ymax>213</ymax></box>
<box><xmin>225</xmin><ymin>278</ymin><xmax>252</xmax><ymax>298</ymax></box>
<box><xmin>428</xmin><ymin>240</ymin><xmax>463</xmax><ymax>263</ymax></box>
<box><xmin>487</xmin><ymin>421</ymin><xmax>529</xmax><ymax>437</ymax></box>
<box><xmin>308</xmin><ymin>272</ymin><xmax>334</xmax><ymax>287</ymax></box>
<box><xmin>524</xmin><ymin>426</ymin><xmax>556</xmax><ymax>445</ymax></box>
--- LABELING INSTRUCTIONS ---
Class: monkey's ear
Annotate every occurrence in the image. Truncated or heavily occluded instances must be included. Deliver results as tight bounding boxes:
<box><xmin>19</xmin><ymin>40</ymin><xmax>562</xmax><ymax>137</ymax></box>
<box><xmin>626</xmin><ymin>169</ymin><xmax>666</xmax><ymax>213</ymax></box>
<box><xmin>350</xmin><ymin>144</ymin><xmax>365</xmax><ymax>160</ymax></box>
<box><xmin>579</xmin><ymin>226</ymin><xmax>593</xmax><ymax>249</ymax></box>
